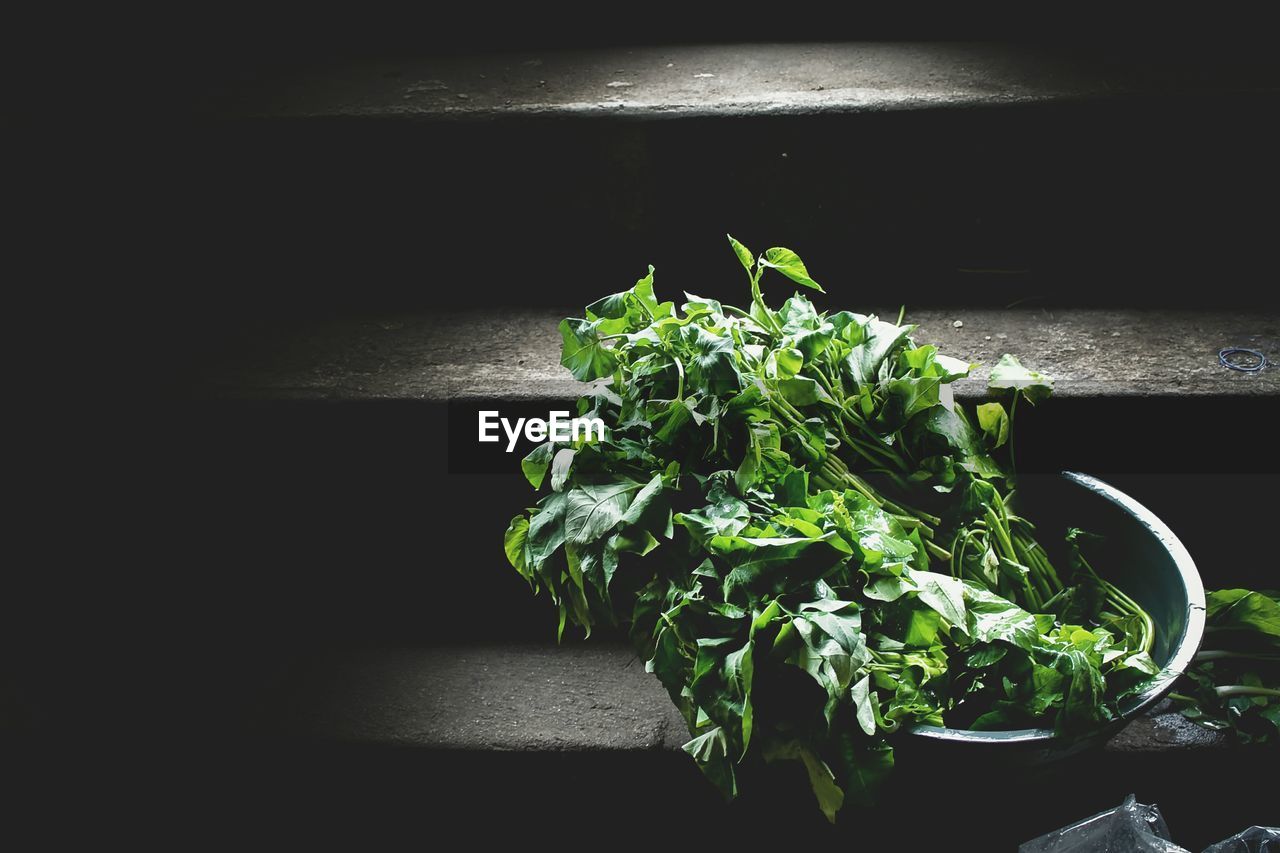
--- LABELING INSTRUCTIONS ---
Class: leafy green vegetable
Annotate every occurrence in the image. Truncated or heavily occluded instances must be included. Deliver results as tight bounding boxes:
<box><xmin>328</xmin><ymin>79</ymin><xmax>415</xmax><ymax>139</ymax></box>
<box><xmin>760</xmin><ymin>247</ymin><xmax>824</xmax><ymax>293</ymax></box>
<box><xmin>976</xmin><ymin>402</ymin><xmax>1009</xmax><ymax>449</ymax></box>
<box><xmin>503</xmin><ymin>238</ymin><xmax>1162</xmax><ymax>821</ymax></box>
<box><xmin>988</xmin><ymin>353</ymin><xmax>1054</xmax><ymax>405</ymax></box>
<box><xmin>1171</xmin><ymin>587</ymin><xmax>1280</xmax><ymax>743</ymax></box>
<box><xmin>1205</xmin><ymin>588</ymin><xmax>1280</xmax><ymax>638</ymax></box>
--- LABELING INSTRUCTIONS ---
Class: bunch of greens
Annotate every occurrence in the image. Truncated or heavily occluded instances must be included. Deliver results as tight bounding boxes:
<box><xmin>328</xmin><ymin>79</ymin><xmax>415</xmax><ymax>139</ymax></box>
<box><xmin>503</xmin><ymin>237</ymin><xmax>1161</xmax><ymax>821</ymax></box>
<box><xmin>1171</xmin><ymin>588</ymin><xmax>1280</xmax><ymax>743</ymax></box>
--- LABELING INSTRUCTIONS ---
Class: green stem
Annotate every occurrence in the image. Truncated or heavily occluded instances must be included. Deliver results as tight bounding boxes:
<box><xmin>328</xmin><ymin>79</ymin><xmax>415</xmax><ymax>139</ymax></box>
<box><xmin>1195</xmin><ymin>650</ymin><xmax>1280</xmax><ymax>663</ymax></box>
<box><xmin>776</xmin><ymin>389</ymin><xmax>907</xmax><ymax>475</ymax></box>
<box><xmin>1008</xmin><ymin>393</ymin><xmax>1019</xmax><ymax>475</ymax></box>
<box><xmin>986</xmin><ymin>508</ymin><xmax>1039</xmax><ymax>608</ymax></box>
<box><xmin>838</xmin><ymin>407</ymin><xmax>910</xmax><ymax>472</ymax></box>
<box><xmin>1071</xmin><ymin>551</ymin><xmax>1153</xmax><ymax>652</ymax></box>
<box><xmin>811</xmin><ymin>368</ymin><xmax>837</xmax><ymax>398</ymax></box>
<box><xmin>1012</xmin><ymin>536</ymin><xmax>1054</xmax><ymax>602</ymax></box>
<box><xmin>950</xmin><ymin>530</ymin><xmax>970</xmax><ymax>580</ymax></box>
<box><xmin>1215</xmin><ymin>685</ymin><xmax>1280</xmax><ymax>699</ymax></box>
<box><xmin>923</xmin><ymin>539</ymin><xmax>953</xmax><ymax>562</ymax></box>
<box><xmin>750</xmin><ymin>268</ymin><xmax>784</xmax><ymax>336</ymax></box>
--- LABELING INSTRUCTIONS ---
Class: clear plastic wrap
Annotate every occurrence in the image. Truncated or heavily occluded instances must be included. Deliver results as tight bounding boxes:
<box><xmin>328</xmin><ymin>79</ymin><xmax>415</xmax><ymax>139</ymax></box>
<box><xmin>1022</xmin><ymin>796</ymin><xmax>1279</xmax><ymax>853</ymax></box>
<box><xmin>1019</xmin><ymin>795</ymin><xmax>1187</xmax><ymax>853</ymax></box>
<box><xmin>1201</xmin><ymin>826</ymin><xmax>1280</xmax><ymax>853</ymax></box>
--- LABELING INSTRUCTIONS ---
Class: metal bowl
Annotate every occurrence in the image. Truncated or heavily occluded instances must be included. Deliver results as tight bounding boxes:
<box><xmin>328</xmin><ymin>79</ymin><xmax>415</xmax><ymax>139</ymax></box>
<box><xmin>905</xmin><ymin>471</ymin><xmax>1206</xmax><ymax>760</ymax></box>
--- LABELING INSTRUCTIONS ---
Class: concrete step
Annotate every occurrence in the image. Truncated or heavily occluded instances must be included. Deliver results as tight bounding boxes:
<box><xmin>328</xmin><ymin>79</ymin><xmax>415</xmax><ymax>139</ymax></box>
<box><xmin>214</xmin><ymin>42</ymin><xmax>1278</xmax><ymax>122</ymax></box>
<box><xmin>225</xmin><ymin>642</ymin><xmax>1272</xmax><ymax>847</ymax></box>
<box><xmin>165</xmin><ymin>42</ymin><xmax>1280</xmax><ymax>314</ymax></box>
<box><xmin>190</xmin><ymin>307</ymin><xmax>1278</xmax><ymax>403</ymax></box>
<box><xmin>272</xmin><ymin>643</ymin><xmax>1221</xmax><ymax>753</ymax></box>
<box><xmin>12</xmin><ymin>639</ymin><xmax>1270</xmax><ymax>846</ymax></box>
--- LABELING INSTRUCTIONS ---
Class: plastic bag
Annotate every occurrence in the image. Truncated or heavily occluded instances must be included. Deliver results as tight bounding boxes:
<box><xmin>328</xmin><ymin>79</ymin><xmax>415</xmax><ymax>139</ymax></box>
<box><xmin>1022</xmin><ymin>796</ymin><xmax>1279</xmax><ymax>853</ymax></box>
<box><xmin>1201</xmin><ymin>826</ymin><xmax>1280</xmax><ymax>853</ymax></box>
<box><xmin>1019</xmin><ymin>795</ymin><xmax>1188</xmax><ymax>853</ymax></box>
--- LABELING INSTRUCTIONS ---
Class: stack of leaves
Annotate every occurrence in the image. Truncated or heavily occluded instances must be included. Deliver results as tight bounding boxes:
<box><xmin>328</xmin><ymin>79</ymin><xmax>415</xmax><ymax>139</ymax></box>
<box><xmin>1171</xmin><ymin>588</ymin><xmax>1280</xmax><ymax>742</ymax></box>
<box><xmin>503</xmin><ymin>237</ymin><xmax>1161</xmax><ymax>821</ymax></box>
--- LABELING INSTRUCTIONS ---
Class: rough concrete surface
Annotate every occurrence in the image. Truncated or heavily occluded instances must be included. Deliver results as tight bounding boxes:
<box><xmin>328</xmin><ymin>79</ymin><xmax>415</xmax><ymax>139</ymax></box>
<box><xmin>284</xmin><ymin>644</ymin><xmax>689</xmax><ymax>752</ymax></box>
<box><xmin>277</xmin><ymin>644</ymin><xmax>1225</xmax><ymax>754</ymax></box>
<box><xmin>220</xmin><ymin>43</ymin><xmax>1250</xmax><ymax>121</ymax></box>
<box><xmin>195</xmin><ymin>308</ymin><xmax>1278</xmax><ymax>401</ymax></box>
<box><xmin>1106</xmin><ymin>703</ymin><xmax>1231</xmax><ymax>752</ymax></box>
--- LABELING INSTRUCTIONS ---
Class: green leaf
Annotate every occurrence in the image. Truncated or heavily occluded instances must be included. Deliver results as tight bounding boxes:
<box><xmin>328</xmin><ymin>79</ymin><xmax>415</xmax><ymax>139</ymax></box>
<box><xmin>774</xmin><ymin>467</ymin><xmax>809</xmax><ymax>508</ymax></box>
<box><xmin>676</xmin><ymin>494</ymin><xmax>750</xmax><ymax>546</ymax></box>
<box><xmin>585</xmin><ymin>292</ymin><xmax>630</xmax><ymax>321</ymax></box>
<box><xmin>798</xmin><ymin>747</ymin><xmax>844</xmax><ymax>823</ymax></box>
<box><xmin>915</xmin><ymin>406</ymin><xmax>983</xmax><ymax>457</ymax></box>
<box><xmin>962</xmin><ymin>581</ymin><xmax>1040</xmax><ymax>650</ymax></box>
<box><xmin>879</xmin><ymin>376</ymin><xmax>942</xmax><ymax>428</ymax></box>
<box><xmin>903</xmin><ymin>344</ymin><xmax>974</xmax><ymax>382</ymax></box>
<box><xmin>729</xmin><ymin>643</ymin><xmax>755</xmax><ymax>752</ymax></box>
<box><xmin>681</xmin><ymin>324</ymin><xmax>742</xmax><ymax>395</ymax></box>
<box><xmin>763</xmin><ymin>741</ymin><xmax>845</xmax><ymax>823</ymax></box>
<box><xmin>864</xmin><ymin>575</ymin><xmax>915</xmax><ymax>602</ymax></box>
<box><xmin>844</xmin><ymin>319</ymin><xmax>915</xmax><ymax>387</ymax></box>
<box><xmin>907</xmin><ymin>569</ymin><xmax>967</xmax><ymax>629</ymax></box>
<box><xmin>1206</xmin><ymin>589</ymin><xmax>1280</xmax><ymax>640</ymax></box>
<box><xmin>760</xmin><ymin>247</ymin><xmax>824</xmax><ymax>292</ymax></box>
<box><xmin>525</xmin><ymin>491</ymin><xmax>569</xmax><ymax>566</ymax></box>
<box><xmin>564</xmin><ymin>480</ymin><xmax>641</xmax><ymax>545</ymax></box>
<box><xmin>904</xmin><ymin>607</ymin><xmax>942</xmax><ymax>646</ymax></box>
<box><xmin>631</xmin><ymin>267</ymin><xmax>670</xmax><ymax>318</ymax></box>
<box><xmin>989</xmin><ymin>353</ymin><xmax>1054</xmax><ymax>405</ymax></box>
<box><xmin>836</xmin><ymin>736</ymin><xmax>894</xmax><ymax>809</ymax></box>
<box><xmin>851</xmin><ymin>674</ymin><xmax>878</xmax><ymax>736</ymax></box>
<box><xmin>789</xmin><ymin>326</ymin><xmax>835</xmax><ymax>360</ymax></box>
<box><xmin>559</xmin><ymin>318</ymin><xmax>618</xmax><ymax>381</ymax></box>
<box><xmin>734</xmin><ymin>443</ymin><xmax>760</xmax><ymax>495</ymax></box>
<box><xmin>619</xmin><ymin>474</ymin><xmax>670</xmax><ymax>535</ymax></box>
<box><xmin>550</xmin><ymin>447</ymin><xmax>576</xmax><ymax>492</ymax></box>
<box><xmin>966</xmin><ymin>644</ymin><xmax>1008</xmax><ymax>668</ymax></box>
<box><xmin>1058</xmin><ymin>647</ymin><xmax>1111</xmax><ymax>734</ymax></box>
<box><xmin>785</xmin><ymin>604</ymin><xmax>871</xmax><ymax>724</ymax></box>
<box><xmin>777</xmin><ymin>376</ymin><xmax>831</xmax><ymax>407</ymax></box>
<box><xmin>770</xmin><ymin>347</ymin><xmax>804</xmax><ymax>379</ymax></box>
<box><xmin>654</xmin><ymin>399</ymin><xmax>695</xmax><ymax>444</ymax></box>
<box><xmin>682</xmin><ymin>727</ymin><xmax>738</xmax><ymax>800</ymax></box>
<box><xmin>933</xmin><ymin>352</ymin><xmax>976</xmax><ymax>381</ymax></box>
<box><xmin>712</xmin><ymin>533</ymin><xmax>853</xmax><ymax>601</ymax></box>
<box><xmin>521</xmin><ymin>442</ymin><xmax>554</xmax><ymax>490</ymax></box>
<box><xmin>681</xmin><ymin>292</ymin><xmax>723</xmax><ymax>320</ymax></box>
<box><xmin>778</xmin><ymin>294</ymin><xmax>819</xmax><ymax>330</ymax></box>
<box><xmin>585</xmin><ymin>266</ymin><xmax>664</xmax><ymax>324</ymax></box>
<box><xmin>1028</xmin><ymin>664</ymin><xmax>1066</xmax><ymax>715</ymax></box>
<box><xmin>727</xmin><ymin>234</ymin><xmax>755</xmax><ymax>272</ymax></box>
<box><xmin>503</xmin><ymin>515</ymin><xmax>532</xmax><ymax>582</ymax></box>
<box><xmin>976</xmin><ymin>402</ymin><xmax>1010</xmax><ymax>448</ymax></box>
<box><xmin>691</xmin><ymin>637</ymin><xmax>756</xmax><ymax>756</ymax></box>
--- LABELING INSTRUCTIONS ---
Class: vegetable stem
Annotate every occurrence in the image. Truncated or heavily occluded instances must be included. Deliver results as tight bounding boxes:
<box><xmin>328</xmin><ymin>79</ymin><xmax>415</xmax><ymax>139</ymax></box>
<box><xmin>1215</xmin><ymin>685</ymin><xmax>1280</xmax><ymax>699</ymax></box>
<box><xmin>749</xmin><ymin>266</ymin><xmax>784</xmax><ymax>335</ymax></box>
<box><xmin>1008</xmin><ymin>393</ymin><xmax>1019</xmax><ymax>475</ymax></box>
<box><xmin>1195</xmin><ymin>650</ymin><xmax>1280</xmax><ymax>663</ymax></box>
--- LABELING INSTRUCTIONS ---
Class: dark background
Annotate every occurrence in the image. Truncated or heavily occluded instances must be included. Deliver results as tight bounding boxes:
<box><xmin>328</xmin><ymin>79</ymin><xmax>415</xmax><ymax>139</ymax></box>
<box><xmin>7</xmin><ymin>13</ymin><xmax>1279</xmax><ymax>847</ymax></box>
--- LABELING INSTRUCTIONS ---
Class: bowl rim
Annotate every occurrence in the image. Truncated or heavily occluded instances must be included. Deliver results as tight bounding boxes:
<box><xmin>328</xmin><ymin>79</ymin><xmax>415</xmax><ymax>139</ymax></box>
<box><xmin>907</xmin><ymin>471</ymin><xmax>1207</xmax><ymax>745</ymax></box>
